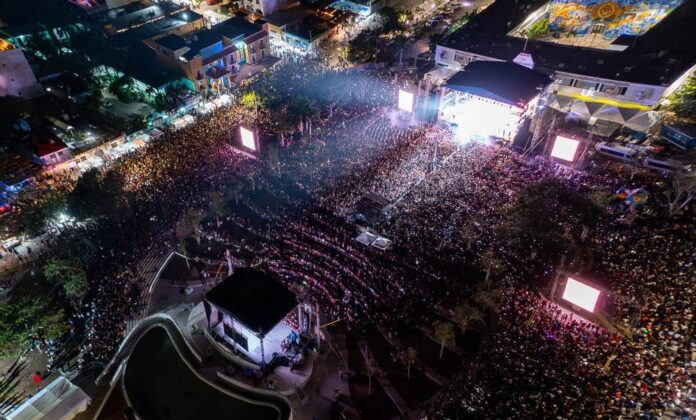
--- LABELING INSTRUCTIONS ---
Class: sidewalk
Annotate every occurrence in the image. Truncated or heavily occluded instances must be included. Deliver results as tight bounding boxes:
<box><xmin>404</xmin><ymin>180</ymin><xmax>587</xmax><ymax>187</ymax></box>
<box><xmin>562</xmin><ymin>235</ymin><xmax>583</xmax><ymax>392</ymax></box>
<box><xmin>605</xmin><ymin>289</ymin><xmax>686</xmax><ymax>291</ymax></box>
<box><xmin>378</xmin><ymin>327</ymin><xmax>450</xmax><ymax>387</ymax></box>
<box><xmin>357</xmin><ymin>340</ymin><xmax>409</xmax><ymax>417</ymax></box>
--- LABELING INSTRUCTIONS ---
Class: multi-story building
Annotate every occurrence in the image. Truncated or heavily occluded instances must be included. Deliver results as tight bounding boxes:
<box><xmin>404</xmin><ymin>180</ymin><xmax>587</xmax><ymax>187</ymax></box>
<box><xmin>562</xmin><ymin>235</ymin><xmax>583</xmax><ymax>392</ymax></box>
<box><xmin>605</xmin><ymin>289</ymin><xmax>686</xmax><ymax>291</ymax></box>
<box><xmin>96</xmin><ymin>0</ymin><xmax>205</xmax><ymax>49</ymax></box>
<box><xmin>434</xmin><ymin>0</ymin><xmax>696</xmax><ymax>133</ymax></box>
<box><xmin>0</xmin><ymin>38</ymin><xmax>43</xmax><ymax>99</ymax></box>
<box><xmin>260</xmin><ymin>8</ymin><xmax>337</xmax><ymax>56</ymax></box>
<box><xmin>146</xmin><ymin>15</ymin><xmax>275</xmax><ymax>93</ymax></box>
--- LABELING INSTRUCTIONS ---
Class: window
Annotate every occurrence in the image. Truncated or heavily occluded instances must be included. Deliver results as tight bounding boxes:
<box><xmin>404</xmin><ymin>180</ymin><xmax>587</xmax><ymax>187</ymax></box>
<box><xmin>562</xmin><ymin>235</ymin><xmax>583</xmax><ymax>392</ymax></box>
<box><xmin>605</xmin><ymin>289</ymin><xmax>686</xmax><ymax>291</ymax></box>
<box><xmin>251</xmin><ymin>53</ymin><xmax>256</xmax><ymax>63</ymax></box>
<box><xmin>261</xmin><ymin>49</ymin><xmax>265</xmax><ymax>59</ymax></box>
<box><xmin>224</xmin><ymin>324</ymin><xmax>248</xmax><ymax>350</ymax></box>
<box><xmin>228</xmin><ymin>55</ymin><xmax>234</xmax><ymax>65</ymax></box>
<box><xmin>260</xmin><ymin>39</ymin><xmax>264</xmax><ymax>49</ymax></box>
<box><xmin>196</xmin><ymin>69</ymin><xmax>202</xmax><ymax>80</ymax></box>
<box><xmin>573</xmin><ymin>79</ymin><xmax>599</xmax><ymax>91</ymax></box>
<box><xmin>250</xmin><ymin>44</ymin><xmax>255</xmax><ymax>53</ymax></box>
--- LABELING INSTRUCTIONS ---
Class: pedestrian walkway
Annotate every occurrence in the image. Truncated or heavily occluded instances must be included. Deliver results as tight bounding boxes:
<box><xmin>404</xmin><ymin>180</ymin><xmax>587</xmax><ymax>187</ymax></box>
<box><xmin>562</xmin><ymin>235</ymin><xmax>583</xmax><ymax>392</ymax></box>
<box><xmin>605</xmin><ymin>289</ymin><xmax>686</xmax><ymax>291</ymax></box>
<box><xmin>357</xmin><ymin>339</ymin><xmax>410</xmax><ymax>416</ymax></box>
<box><xmin>378</xmin><ymin>326</ymin><xmax>450</xmax><ymax>387</ymax></box>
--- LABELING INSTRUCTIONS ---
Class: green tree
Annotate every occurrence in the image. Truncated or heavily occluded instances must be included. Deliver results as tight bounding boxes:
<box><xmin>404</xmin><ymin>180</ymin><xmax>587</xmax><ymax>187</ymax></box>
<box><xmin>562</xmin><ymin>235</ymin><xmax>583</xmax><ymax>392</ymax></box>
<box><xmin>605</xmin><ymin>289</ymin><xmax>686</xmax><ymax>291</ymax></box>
<box><xmin>666</xmin><ymin>74</ymin><xmax>696</xmax><ymax>122</ymax></box>
<box><xmin>452</xmin><ymin>302</ymin><xmax>484</xmax><ymax>334</ymax></box>
<box><xmin>497</xmin><ymin>178</ymin><xmax>601</xmax><ymax>265</ymax></box>
<box><xmin>473</xmin><ymin>280</ymin><xmax>504</xmax><ymax>313</ymax></box>
<box><xmin>523</xmin><ymin>18</ymin><xmax>549</xmax><ymax>39</ymax></box>
<box><xmin>432</xmin><ymin>320</ymin><xmax>455</xmax><ymax>359</ymax></box>
<box><xmin>481</xmin><ymin>250</ymin><xmax>506</xmax><ymax>283</ymax></box>
<box><xmin>43</xmin><ymin>258</ymin><xmax>88</xmax><ymax>303</ymax></box>
<box><xmin>0</xmin><ymin>296</ymin><xmax>69</xmax><ymax>356</ymax></box>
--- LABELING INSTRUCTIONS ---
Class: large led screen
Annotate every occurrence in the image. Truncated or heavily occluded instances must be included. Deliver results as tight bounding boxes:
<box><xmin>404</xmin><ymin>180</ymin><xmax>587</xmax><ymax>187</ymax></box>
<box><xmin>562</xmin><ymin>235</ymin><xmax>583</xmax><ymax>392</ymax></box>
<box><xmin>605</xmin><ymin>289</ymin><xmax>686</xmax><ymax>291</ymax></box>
<box><xmin>562</xmin><ymin>277</ymin><xmax>600</xmax><ymax>312</ymax></box>
<box><xmin>551</xmin><ymin>135</ymin><xmax>580</xmax><ymax>162</ymax></box>
<box><xmin>240</xmin><ymin>126</ymin><xmax>256</xmax><ymax>151</ymax></box>
<box><xmin>398</xmin><ymin>90</ymin><xmax>414</xmax><ymax>113</ymax></box>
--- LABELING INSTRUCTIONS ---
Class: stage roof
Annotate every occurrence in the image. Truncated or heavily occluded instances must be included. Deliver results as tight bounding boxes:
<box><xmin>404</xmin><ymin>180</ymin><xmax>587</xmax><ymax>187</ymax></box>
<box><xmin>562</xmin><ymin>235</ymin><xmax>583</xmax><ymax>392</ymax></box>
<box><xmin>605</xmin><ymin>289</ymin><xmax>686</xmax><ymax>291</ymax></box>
<box><xmin>443</xmin><ymin>61</ymin><xmax>551</xmax><ymax>107</ymax></box>
<box><xmin>206</xmin><ymin>268</ymin><xmax>296</xmax><ymax>337</ymax></box>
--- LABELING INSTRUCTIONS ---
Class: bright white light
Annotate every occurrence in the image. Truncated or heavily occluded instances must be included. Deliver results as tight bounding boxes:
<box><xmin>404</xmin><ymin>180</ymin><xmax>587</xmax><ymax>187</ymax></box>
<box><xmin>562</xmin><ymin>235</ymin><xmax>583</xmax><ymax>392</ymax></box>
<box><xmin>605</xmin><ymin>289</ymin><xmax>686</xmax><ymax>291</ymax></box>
<box><xmin>551</xmin><ymin>135</ymin><xmax>580</xmax><ymax>162</ymax></box>
<box><xmin>442</xmin><ymin>95</ymin><xmax>520</xmax><ymax>143</ymax></box>
<box><xmin>398</xmin><ymin>90</ymin><xmax>414</xmax><ymax>113</ymax></box>
<box><xmin>562</xmin><ymin>278</ymin><xmax>600</xmax><ymax>312</ymax></box>
<box><xmin>240</xmin><ymin>126</ymin><xmax>256</xmax><ymax>151</ymax></box>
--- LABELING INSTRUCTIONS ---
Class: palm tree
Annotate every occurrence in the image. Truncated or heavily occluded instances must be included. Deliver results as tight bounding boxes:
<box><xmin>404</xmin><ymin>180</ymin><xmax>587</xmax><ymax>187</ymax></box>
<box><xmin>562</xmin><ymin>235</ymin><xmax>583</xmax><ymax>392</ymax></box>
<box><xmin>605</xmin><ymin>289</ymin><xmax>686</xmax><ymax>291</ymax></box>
<box><xmin>473</xmin><ymin>281</ymin><xmax>504</xmax><ymax>314</ymax></box>
<box><xmin>209</xmin><ymin>191</ymin><xmax>225</xmax><ymax>227</ymax></box>
<box><xmin>481</xmin><ymin>250</ymin><xmax>506</xmax><ymax>283</ymax></box>
<box><xmin>432</xmin><ymin>320</ymin><xmax>455</xmax><ymax>359</ymax></box>
<box><xmin>452</xmin><ymin>302</ymin><xmax>484</xmax><ymax>334</ymax></box>
<box><xmin>187</xmin><ymin>209</ymin><xmax>205</xmax><ymax>245</ymax></box>
<box><xmin>226</xmin><ymin>181</ymin><xmax>244</xmax><ymax>207</ymax></box>
<box><xmin>460</xmin><ymin>223</ymin><xmax>477</xmax><ymax>251</ymax></box>
<box><xmin>405</xmin><ymin>347</ymin><xmax>417</xmax><ymax>379</ymax></box>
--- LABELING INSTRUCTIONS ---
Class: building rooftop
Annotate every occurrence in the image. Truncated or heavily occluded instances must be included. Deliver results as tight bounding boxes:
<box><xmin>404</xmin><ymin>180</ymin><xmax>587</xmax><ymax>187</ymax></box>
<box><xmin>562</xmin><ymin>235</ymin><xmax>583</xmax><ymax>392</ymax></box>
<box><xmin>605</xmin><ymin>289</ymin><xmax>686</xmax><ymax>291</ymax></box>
<box><xmin>153</xmin><ymin>33</ymin><xmax>187</xmax><ymax>50</ymax></box>
<box><xmin>205</xmin><ymin>268</ymin><xmax>297</xmax><ymax>337</ymax></box>
<box><xmin>285</xmin><ymin>15</ymin><xmax>331</xmax><ymax>41</ymax></box>
<box><xmin>439</xmin><ymin>0</ymin><xmax>696</xmax><ymax>86</ymax></box>
<box><xmin>111</xmin><ymin>9</ymin><xmax>202</xmax><ymax>48</ymax></box>
<box><xmin>125</xmin><ymin>44</ymin><xmax>183</xmax><ymax>88</ymax></box>
<box><xmin>262</xmin><ymin>7</ymin><xmax>312</xmax><ymax>27</ymax></box>
<box><xmin>212</xmin><ymin>15</ymin><xmax>265</xmax><ymax>40</ymax></box>
<box><xmin>0</xmin><ymin>153</ymin><xmax>41</xmax><ymax>187</ymax></box>
<box><xmin>444</xmin><ymin>61</ymin><xmax>551</xmax><ymax>107</ymax></box>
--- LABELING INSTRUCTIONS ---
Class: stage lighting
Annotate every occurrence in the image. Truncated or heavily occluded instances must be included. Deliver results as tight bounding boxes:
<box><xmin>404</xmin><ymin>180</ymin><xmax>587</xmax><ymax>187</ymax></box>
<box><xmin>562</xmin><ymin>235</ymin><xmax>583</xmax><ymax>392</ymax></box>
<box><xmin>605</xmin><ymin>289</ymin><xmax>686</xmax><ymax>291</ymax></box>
<box><xmin>240</xmin><ymin>126</ymin><xmax>256</xmax><ymax>151</ymax></box>
<box><xmin>398</xmin><ymin>90</ymin><xmax>414</xmax><ymax>113</ymax></box>
<box><xmin>551</xmin><ymin>136</ymin><xmax>580</xmax><ymax>162</ymax></box>
<box><xmin>562</xmin><ymin>278</ymin><xmax>600</xmax><ymax>312</ymax></box>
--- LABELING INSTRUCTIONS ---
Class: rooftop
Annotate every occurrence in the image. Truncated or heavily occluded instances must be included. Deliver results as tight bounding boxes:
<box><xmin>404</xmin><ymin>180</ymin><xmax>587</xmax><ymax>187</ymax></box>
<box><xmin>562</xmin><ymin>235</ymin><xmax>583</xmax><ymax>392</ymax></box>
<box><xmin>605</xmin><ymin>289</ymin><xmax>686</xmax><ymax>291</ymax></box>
<box><xmin>444</xmin><ymin>61</ymin><xmax>551</xmax><ymax>106</ymax></box>
<box><xmin>262</xmin><ymin>7</ymin><xmax>312</xmax><ymax>27</ymax></box>
<box><xmin>111</xmin><ymin>9</ymin><xmax>203</xmax><ymax>48</ymax></box>
<box><xmin>439</xmin><ymin>0</ymin><xmax>696</xmax><ymax>86</ymax></box>
<box><xmin>205</xmin><ymin>268</ymin><xmax>297</xmax><ymax>337</ymax></box>
<box><xmin>125</xmin><ymin>43</ymin><xmax>184</xmax><ymax>88</ymax></box>
<box><xmin>285</xmin><ymin>15</ymin><xmax>331</xmax><ymax>41</ymax></box>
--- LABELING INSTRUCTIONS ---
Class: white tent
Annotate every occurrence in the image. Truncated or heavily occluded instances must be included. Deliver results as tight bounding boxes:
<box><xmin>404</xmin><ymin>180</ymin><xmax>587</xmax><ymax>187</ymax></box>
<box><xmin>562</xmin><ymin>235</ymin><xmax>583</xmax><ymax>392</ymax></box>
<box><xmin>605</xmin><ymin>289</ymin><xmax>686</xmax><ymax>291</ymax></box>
<box><xmin>356</xmin><ymin>231</ymin><xmax>377</xmax><ymax>246</ymax></box>
<box><xmin>625</xmin><ymin>111</ymin><xmax>660</xmax><ymax>133</ymax></box>
<box><xmin>8</xmin><ymin>376</ymin><xmax>91</xmax><ymax>420</ymax></box>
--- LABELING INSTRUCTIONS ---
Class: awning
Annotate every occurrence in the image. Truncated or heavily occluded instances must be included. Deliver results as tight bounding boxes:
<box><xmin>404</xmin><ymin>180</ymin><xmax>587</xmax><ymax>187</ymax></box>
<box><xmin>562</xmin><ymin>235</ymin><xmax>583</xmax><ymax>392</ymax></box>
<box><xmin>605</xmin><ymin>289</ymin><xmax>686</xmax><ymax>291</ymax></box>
<box><xmin>624</xmin><ymin>111</ymin><xmax>660</xmax><ymax>133</ymax></box>
<box><xmin>547</xmin><ymin>95</ymin><xmax>573</xmax><ymax>112</ymax></box>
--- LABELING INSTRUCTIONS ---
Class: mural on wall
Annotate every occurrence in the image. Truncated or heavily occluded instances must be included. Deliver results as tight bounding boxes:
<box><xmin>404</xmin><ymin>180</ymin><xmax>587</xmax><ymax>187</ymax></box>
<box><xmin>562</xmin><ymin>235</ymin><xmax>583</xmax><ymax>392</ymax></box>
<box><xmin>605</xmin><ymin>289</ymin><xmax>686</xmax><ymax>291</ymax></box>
<box><xmin>547</xmin><ymin>0</ymin><xmax>683</xmax><ymax>39</ymax></box>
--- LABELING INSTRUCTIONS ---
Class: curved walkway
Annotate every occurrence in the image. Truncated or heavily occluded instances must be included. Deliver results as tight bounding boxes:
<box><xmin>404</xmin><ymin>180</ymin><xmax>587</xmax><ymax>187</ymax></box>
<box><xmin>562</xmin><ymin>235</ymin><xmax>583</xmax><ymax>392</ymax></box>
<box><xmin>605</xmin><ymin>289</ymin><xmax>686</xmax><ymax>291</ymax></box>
<box><xmin>96</xmin><ymin>315</ymin><xmax>291</xmax><ymax>420</ymax></box>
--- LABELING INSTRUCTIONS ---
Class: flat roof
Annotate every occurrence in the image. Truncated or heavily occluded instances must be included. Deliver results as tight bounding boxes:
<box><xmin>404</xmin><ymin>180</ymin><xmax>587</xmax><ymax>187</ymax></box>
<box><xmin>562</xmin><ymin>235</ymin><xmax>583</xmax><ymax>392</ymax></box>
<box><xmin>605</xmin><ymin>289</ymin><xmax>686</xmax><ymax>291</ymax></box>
<box><xmin>439</xmin><ymin>0</ymin><xmax>696</xmax><ymax>86</ymax></box>
<box><xmin>262</xmin><ymin>7</ymin><xmax>312</xmax><ymax>27</ymax></box>
<box><xmin>444</xmin><ymin>61</ymin><xmax>551</xmax><ymax>106</ymax></box>
<box><xmin>206</xmin><ymin>268</ymin><xmax>296</xmax><ymax>337</ymax></box>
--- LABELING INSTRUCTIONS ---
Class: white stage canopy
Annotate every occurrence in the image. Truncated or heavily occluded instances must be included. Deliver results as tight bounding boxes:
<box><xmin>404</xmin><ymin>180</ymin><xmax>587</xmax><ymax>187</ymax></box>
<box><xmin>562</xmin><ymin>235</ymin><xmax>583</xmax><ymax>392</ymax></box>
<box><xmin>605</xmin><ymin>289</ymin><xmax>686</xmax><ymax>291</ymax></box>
<box><xmin>8</xmin><ymin>376</ymin><xmax>91</xmax><ymax>420</ymax></box>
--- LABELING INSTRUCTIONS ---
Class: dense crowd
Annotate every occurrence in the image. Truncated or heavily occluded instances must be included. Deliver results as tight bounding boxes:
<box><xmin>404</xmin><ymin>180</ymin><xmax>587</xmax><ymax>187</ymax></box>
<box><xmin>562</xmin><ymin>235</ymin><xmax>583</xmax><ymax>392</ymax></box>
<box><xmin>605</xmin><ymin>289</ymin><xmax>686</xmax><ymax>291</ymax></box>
<box><xmin>18</xmin><ymin>57</ymin><xmax>693</xmax><ymax>417</ymax></box>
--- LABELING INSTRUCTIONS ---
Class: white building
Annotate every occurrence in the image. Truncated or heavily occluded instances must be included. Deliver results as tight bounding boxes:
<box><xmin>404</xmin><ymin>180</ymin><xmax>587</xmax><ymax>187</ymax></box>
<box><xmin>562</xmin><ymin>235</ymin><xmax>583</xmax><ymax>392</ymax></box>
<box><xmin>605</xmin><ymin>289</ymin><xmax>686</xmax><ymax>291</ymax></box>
<box><xmin>204</xmin><ymin>268</ymin><xmax>301</xmax><ymax>365</ymax></box>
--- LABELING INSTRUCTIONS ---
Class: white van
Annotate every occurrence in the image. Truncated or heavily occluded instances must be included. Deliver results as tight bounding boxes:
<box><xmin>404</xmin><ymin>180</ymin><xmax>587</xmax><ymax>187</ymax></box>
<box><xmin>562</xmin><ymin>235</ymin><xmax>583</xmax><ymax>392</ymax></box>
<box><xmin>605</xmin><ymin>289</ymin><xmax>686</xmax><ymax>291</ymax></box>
<box><xmin>595</xmin><ymin>142</ymin><xmax>638</xmax><ymax>163</ymax></box>
<box><xmin>642</xmin><ymin>157</ymin><xmax>691</xmax><ymax>174</ymax></box>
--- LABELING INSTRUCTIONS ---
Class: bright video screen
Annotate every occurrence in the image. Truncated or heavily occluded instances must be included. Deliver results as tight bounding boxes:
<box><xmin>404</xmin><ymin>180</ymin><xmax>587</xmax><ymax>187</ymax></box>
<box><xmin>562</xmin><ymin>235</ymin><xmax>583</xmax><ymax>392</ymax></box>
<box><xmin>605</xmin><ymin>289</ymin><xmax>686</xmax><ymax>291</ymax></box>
<box><xmin>562</xmin><ymin>277</ymin><xmax>600</xmax><ymax>312</ymax></box>
<box><xmin>398</xmin><ymin>90</ymin><xmax>414</xmax><ymax>113</ymax></box>
<box><xmin>551</xmin><ymin>135</ymin><xmax>580</xmax><ymax>162</ymax></box>
<box><xmin>240</xmin><ymin>127</ymin><xmax>256</xmax><ymax>151</ymax></box>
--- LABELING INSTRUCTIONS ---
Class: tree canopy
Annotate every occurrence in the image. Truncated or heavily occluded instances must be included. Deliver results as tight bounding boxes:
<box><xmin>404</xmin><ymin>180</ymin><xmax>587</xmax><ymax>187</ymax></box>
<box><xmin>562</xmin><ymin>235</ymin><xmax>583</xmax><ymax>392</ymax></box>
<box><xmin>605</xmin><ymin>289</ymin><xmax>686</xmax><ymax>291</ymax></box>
<box><xmin>497</xmin><ymin>177</ymin><xmax>602</xmax><ymax>265</ymax></box>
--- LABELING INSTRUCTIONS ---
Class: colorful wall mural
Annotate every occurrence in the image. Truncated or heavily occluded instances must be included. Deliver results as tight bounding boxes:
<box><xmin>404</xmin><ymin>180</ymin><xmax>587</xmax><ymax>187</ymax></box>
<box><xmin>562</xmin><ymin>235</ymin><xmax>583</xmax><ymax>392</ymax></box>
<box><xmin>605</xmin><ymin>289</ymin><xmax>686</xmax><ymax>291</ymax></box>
<box><xmin>547</xmin><ymin>0</ymin><xmax>683</xmax><ymax>40</ymax></box>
